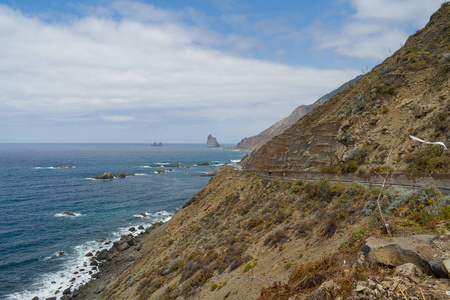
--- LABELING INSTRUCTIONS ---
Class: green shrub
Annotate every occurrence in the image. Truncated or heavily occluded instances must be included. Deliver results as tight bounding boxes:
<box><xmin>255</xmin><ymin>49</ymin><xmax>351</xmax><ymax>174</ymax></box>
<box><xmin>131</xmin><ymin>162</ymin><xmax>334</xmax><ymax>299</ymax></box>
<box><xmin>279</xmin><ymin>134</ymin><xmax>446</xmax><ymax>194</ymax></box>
<box><xmin>406</xmin><ymin>145</ymin><xmax>450</xmax><ymax>172</ymax></box>
<box><xmin>377</xmin><ymin>65</ymin><xmax>395</xmax><ymax>76</ymax></box>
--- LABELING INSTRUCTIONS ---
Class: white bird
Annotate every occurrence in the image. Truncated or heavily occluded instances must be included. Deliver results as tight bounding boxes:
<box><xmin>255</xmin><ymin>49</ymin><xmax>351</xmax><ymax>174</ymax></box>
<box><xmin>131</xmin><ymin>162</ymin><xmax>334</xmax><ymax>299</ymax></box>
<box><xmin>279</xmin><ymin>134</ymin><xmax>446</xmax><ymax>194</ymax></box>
<box><xmin>409</xmin><ymin>135</ymin><xmax>448</xmax><ymax>150</ymax></box>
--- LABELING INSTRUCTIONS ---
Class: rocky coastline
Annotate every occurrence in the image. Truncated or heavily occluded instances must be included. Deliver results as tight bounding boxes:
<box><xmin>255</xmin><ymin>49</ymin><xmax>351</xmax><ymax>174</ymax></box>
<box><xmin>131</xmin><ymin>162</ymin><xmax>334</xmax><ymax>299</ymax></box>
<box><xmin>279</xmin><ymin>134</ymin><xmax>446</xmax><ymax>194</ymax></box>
<box><xmin>67</xmin><ymin>222</ymin><xmax>165</xmax><ymax>300</ymax></box>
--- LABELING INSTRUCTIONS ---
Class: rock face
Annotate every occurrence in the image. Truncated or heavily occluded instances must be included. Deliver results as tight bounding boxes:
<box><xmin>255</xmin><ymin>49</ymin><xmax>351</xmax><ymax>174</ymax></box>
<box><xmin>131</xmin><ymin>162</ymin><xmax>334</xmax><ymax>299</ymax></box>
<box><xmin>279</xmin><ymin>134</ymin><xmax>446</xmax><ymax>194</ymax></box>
<box><xmin>205</xmin><ymin>134</ymin><xmax>220</xmax><ymax>148</ymax></box>
<box><xmin>364</xmin><ymin>234</ymin><xmax>449</xmax><ymax>278</ymax></box>
<box><xmin>235</xmin><ymin>76</ymin><xmax>361</xmax><ymax>151</ymax></box>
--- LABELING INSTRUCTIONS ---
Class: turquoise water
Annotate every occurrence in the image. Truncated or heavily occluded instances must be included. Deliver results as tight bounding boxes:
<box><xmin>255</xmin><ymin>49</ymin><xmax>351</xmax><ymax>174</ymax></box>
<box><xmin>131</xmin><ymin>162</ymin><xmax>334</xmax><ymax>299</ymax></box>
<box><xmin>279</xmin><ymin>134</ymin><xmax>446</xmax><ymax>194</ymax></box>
<box><xmin>0</xmin><ymin>143</ymin><xmax>247</xmax><ymax>299</ymax></box>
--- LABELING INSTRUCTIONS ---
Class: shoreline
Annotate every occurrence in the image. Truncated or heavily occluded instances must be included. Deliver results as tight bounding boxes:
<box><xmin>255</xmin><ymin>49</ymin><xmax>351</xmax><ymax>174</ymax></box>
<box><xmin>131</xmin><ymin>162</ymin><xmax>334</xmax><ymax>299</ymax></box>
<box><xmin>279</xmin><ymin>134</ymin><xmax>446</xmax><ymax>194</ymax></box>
<box><xmin>5</xmin><ymin>215</ymin><xmax>171</xmax><ymax>300</ymax></box>
<box><xmin>69</xmin><ymin>221</ymin><xmax>166</xmax><ymax>300</ymax></box>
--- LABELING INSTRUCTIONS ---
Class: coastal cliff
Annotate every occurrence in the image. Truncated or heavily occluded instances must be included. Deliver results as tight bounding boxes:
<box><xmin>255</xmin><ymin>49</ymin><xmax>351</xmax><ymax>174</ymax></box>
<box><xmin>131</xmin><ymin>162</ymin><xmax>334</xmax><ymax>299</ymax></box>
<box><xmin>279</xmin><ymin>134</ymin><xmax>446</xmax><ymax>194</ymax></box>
<box><xmin>236</xmin><ymin>76</ymin><xmax>361</xmax><ymax>152</ymax></box>
<box><xmin>71</xmin><ymin>3</ymin><xmax>450</xmax><ymax>300</ymax></box>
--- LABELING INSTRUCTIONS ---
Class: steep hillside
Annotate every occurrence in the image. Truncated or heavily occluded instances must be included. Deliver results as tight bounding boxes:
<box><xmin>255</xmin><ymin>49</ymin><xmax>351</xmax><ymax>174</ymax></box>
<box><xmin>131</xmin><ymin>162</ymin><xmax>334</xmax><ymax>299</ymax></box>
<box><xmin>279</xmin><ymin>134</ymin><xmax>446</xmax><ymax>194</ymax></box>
<box><xmin>242</xmin><ymin>3</ymin><xmax>450</xmax><ymax>173</ymax></box>
<box><xmin>73</xmin><ymin>166</ymin><xmax>449</xmax><ymax>300</ymax></box>
<box><xmin>236</xmin><ymin>77</ymin><xmax>361</xmax><ymax>151</ymax></box>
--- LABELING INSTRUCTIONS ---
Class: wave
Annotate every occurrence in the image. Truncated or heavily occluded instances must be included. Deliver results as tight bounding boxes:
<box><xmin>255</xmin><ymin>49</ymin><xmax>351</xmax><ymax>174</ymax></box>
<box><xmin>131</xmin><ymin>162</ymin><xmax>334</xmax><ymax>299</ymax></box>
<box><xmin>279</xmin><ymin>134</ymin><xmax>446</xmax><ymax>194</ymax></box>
<box><xmin>34</xmin><ymin>166</ymin><xmax>75</xmax><ymax>169</ymax></box>
<box><xmin>4</xmin><ymin>213</ymin><xmax>173</xmax><ymax>300</ymax></box>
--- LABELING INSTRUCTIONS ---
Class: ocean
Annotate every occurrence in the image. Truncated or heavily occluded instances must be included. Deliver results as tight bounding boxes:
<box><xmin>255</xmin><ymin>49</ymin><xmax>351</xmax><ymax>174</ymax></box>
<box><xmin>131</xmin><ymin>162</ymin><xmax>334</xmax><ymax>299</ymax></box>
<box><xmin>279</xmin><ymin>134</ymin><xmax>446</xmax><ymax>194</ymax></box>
<box><xmin>0</xmin><ymin>143</ymin><xmax>247</xmax><ymax>300</ymax></box>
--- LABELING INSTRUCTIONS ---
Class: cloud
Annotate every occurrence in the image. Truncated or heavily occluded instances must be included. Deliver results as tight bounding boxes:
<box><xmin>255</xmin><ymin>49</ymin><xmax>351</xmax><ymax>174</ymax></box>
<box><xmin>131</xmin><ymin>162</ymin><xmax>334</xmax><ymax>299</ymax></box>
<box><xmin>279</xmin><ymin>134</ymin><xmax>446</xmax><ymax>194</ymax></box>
<box><xmin>312</xmin><ymin>0</ymin><xmax>443</xmax><ymax>60</ymax></box>
<box><xmin>0</xmin><ymin>2</ymin><xmax>360</xmax><ymax>142</ymax></box>
<box><xmin>100</xmin><ymin>115</ymin><xmax>135</xmax><ymax>122</ymax></box>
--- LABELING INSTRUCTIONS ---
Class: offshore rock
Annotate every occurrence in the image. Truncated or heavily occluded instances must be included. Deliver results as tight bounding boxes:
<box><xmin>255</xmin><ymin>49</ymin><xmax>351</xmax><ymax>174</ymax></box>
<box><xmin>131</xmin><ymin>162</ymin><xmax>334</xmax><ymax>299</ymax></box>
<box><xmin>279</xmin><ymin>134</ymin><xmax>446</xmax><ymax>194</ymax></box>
<box><xmin>205</xmin><ymin>134</ymin><xmax>220</xmax><ymax>147</ymax></box>
<box><xmin>164</xmin><ymin>161</ymin><xmax>179</xmax><ymax>167</ymax></box>
<box><xmin>93</xmin><ymin>172</ymin><xmax>113</xmax><ymax>180</ymax></box>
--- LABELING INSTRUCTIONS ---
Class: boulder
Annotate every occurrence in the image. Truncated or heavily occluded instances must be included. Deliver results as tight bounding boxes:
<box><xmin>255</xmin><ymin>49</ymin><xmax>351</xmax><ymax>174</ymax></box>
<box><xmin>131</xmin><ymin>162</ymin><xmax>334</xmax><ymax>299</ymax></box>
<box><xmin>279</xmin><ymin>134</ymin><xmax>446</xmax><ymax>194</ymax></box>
<box><xmin>181</xmin><ymin>165</ymin><xmax>191</xmax><ymax>168</ymax></box>
<box><xmin>129</xmin><ymin>227</ymin><xmax>136</xmax><ymax>232</ymax></box>
<box><xmin>62</xmin><ymin>212</ymin><xmax>76</xmax><ymax>216</ymax></box>
<box><xmin>63</xmin><ymin>287</ymin><xmax>71</xmax><ymax>295</ymax></box>
<box><xmin>196</xmin><ymin>161</ymin><xmax>210</xmax><ymax>166</ymax></box>
<box><xmin>206</xmin><ymin>134</ymin><xmax>220</xmax><ymax>147</ymax></box>
<box><xmin>93</xmin><ymin>172</ymin><xmax>114</xmax><ymax>180</ymax></box>
<box><xmin>113</xmin><ymin>173</ymin><xmax>126</xmax><ymax>178</ymax></box>
<box><xmin>364</xmin><ymin>234</ymin><xmax>449</xmax><ymax>278</ymax></box>
<box><xmin>156</xmin><ymin>170</ymin><xmax>165</xmax><ymax>174</ymax></box>
<box><xmin>165</xmin><ymin>161</ymin><xmax>179</xmax><ymax>167</ymax></box>
<box><xmin>85</xmin><ymin>252</ymin><xmax>93</xmax><ymax>257</ymax></box>
<box><xmin>53</xmin><ymin>166</ymin><xmax>74</xmax><ymax>168</ymax></box>
<box><xmin>151</xmin><ymin>164</ymin><xmax>161</xmax><ymax>167</ymax></box>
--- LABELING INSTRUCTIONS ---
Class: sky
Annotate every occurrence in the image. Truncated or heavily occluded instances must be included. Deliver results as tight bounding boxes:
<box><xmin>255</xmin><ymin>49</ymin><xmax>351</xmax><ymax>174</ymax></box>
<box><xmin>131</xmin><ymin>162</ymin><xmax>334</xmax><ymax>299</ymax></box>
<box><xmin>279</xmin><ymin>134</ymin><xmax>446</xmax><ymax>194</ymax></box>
<box><xmin>0</xmin><ymin>0</ymin><xmax>444</xmax><ymax>144</ymax></box>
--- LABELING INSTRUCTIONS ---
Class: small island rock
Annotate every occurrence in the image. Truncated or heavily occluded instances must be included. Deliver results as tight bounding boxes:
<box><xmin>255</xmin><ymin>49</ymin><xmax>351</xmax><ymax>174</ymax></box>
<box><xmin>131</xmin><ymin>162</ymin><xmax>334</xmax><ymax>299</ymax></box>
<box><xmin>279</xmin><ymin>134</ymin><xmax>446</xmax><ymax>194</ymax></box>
<box><xmin>206</xmin><ymin>134</ymin><xmax>220</xmax><ymax>148</ymax></box>
<box><xmin>62</xmin><ymin>212</ymin><xmax>76</xmax><ymax>216</ymax></box>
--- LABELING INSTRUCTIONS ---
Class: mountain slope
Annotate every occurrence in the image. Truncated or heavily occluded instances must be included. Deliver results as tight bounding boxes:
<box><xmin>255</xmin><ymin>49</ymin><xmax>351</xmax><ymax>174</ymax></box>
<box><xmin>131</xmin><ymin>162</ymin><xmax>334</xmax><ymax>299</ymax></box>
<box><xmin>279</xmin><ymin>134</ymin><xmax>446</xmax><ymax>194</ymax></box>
<box><xmin>242</xmin><ymin>4</ymin><xmax>450</xmax><ymax>173</ymax></box>
<box><xmin>236</xmin><ymin>76</ymin><xmax>361</xmax><ymax>151</ymax></box>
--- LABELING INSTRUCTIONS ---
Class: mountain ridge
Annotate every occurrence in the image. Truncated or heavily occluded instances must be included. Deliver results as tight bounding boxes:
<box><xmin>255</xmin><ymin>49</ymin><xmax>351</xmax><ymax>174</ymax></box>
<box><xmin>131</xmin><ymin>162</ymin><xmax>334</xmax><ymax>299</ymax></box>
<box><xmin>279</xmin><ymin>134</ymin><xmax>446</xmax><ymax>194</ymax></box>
<box><xmin>236</xmin><ymin>76</ymin><xmax>361</xmax><ymax>151</ymax></box>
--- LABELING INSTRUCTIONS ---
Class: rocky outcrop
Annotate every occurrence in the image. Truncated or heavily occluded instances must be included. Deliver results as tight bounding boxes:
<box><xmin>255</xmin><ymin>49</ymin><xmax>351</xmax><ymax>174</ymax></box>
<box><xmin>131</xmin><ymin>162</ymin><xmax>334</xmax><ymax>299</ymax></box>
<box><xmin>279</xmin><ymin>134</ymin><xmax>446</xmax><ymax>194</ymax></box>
<box><xmin>62</xmin><ymin>212</ymin><xmax>76</xmax><ymax>216</ymax></box>
<box><xmin>205</xmin><ymin>134</ymin><xmax>220</xmax><ymax>148</ymax></box>
<box><xmin>93</xmin><ymin>172</ymin><xmax>114</xmax><ymax>180</ymax></box>
<box><xmin>93</xmin><ymin>172</ymin><xmax>136</xmax><ymax>179</ymax></box>
<box><xmin>364</xmin><ymin>234</ymin><xmax>450</xmax><ymax>278</ymax></box>
<box><xmin>151</xmin><ymin>142</ymin><xmax>163</xmax><ymax>147</ymax></box>
<box><xmin>164</xmin><ymin>161</ymin><xmax>179</xmax><ymax>167</ymax></box>
<box><xmin>53</xmin><ymin>165</ymin><xmax>74</xmax><ymax>168</ymax></box>
<box><xmin>350</xmin><ymin>262</ymin><xmax>449</xmax><ymax>300</ymax></box>
<box><xmin>196</xmin><ymin>161</ymin><xmax>209</xmax><ymax>166</ymax></box>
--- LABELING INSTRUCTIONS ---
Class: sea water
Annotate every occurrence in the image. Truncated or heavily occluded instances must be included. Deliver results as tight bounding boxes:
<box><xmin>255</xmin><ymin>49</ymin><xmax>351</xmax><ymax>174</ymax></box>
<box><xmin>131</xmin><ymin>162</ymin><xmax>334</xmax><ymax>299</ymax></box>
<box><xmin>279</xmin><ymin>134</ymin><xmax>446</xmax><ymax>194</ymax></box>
<box><xmin>0</xmin><ymin>143</ymin><xmax>247</xmax><ymax>299</ymax></box>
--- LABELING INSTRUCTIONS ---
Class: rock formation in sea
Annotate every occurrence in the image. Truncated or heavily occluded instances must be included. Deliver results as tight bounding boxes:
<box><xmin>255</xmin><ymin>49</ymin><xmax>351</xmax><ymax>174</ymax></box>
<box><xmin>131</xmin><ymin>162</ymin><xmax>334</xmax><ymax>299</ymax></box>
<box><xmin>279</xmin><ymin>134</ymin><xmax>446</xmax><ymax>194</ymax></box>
<box><xmin>205</xmin><ymin>134</ymin><xmax>220</xmax><ymax>147</ymax></box>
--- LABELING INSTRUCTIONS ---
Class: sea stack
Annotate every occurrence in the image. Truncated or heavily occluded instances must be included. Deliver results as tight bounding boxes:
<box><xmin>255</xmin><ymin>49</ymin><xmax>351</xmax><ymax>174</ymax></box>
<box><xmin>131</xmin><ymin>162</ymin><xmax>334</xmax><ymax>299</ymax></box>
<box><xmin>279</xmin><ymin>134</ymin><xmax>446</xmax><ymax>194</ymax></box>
<box><xmin>205</xmin><ymin>134</ymin><xmax>220</xmax><ymax>148</ymax></box>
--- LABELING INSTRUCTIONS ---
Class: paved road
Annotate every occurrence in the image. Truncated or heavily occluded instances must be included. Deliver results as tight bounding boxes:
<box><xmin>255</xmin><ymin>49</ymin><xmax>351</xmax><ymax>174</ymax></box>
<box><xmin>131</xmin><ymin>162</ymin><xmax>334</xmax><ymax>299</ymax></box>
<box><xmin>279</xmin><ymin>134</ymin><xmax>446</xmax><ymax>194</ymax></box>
<box><xmin>248</xmin><ymin>171</ymin><xmax>450</xmax><ymax>196</ymax></box>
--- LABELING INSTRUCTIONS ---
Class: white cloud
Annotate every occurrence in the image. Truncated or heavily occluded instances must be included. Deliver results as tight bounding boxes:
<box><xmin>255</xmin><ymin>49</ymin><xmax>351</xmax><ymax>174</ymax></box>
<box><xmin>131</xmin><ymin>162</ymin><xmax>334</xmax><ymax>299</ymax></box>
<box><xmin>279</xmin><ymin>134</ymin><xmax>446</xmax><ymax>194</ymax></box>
<box><xmin>313</xmin><ymin>0</ymin><xmax>443</xmax><ymax>60</ymax></box>
<box><xmin>0</xmin><ymin>4</ymin><xmax>357</xmax><ymax>112</ymax></box>
<box><xmin>0</xmin><ymin>2</ymin><xmax>361</xmax><ymax>142</ymax></box>
<box><xmin>100</xmin><ymin>115</ymin><xmax>135</xmax><ymax>122</ymax></box>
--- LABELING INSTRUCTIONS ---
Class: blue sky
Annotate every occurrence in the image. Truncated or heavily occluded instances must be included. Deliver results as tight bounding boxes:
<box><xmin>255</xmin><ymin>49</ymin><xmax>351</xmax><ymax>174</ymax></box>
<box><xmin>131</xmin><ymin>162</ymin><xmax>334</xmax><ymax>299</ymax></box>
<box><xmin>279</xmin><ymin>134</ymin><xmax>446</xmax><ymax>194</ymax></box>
<box><xmin>0</xmin><ymin>0</ymin><xmax>444</xmax><ymax>143</ymax></box>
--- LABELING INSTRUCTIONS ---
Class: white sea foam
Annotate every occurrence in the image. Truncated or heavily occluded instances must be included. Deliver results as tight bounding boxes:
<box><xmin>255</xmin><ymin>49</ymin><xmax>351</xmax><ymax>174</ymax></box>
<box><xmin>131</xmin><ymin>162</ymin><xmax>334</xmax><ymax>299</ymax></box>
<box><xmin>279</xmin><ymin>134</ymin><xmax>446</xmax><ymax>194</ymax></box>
<box><xmin>231</xmin><ymin>159</ymin><xmax>241</xmax><ymax>163</ymax></box>
<box><xmin>34</xmin><ymin>166</ymin><xmax>76</xmax><ymax>170</ymax></box>
<box><xmin>5</xmin><ymin>212</ymin><xmax>173</xmax><ymax>300</ymax></box>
